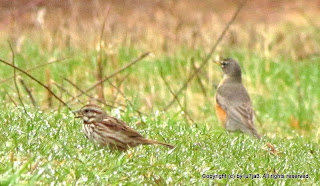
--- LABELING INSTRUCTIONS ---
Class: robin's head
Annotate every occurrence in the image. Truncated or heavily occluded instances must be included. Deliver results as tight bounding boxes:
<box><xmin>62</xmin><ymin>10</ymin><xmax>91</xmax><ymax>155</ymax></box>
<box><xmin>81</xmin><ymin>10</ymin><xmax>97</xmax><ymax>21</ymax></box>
<box><xmin>215</xmin><ymin>58</ymin><xmax>242</xmax><ymax>81</ymax></box>
<box><xmin>74</xmin><ymin>104</ymin><xmax>106</xmax><ymax>123</ymax></box>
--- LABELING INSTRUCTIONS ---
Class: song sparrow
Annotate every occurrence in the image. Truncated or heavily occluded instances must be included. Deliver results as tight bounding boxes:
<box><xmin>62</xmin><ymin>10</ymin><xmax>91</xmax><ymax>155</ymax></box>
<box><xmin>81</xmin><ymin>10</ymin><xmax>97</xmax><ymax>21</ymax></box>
<box><xmin>74</xmin><ymin>104</ymin><xmax>175</xmax><ymax>151</ymax></box>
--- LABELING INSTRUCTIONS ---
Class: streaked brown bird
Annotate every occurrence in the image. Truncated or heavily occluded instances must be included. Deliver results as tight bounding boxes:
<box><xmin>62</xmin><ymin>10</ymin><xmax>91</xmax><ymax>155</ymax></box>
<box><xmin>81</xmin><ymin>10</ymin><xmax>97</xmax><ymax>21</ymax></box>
<box><xmin>74</xmin><ymin>104</ymin><xmax>175</xmax><ymax>151</ymax></box>
<box><xmin>214</xmin><ymin>58</ymin><xmax>261</xmax><ymax>139</ymax></box>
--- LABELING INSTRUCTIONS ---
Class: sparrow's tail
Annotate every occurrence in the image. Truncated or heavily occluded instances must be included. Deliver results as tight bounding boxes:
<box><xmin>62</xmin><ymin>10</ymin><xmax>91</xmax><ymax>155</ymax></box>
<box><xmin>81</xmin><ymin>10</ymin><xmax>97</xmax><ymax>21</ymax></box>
<box><xmin>251</xmin><ymin>129</ymin><xmax>261</xmax><ymax>140</ymax></box>
<box><xmin>141</xmin><ymin>138</ymin><xmax>175</xmax><ymax>149</ymax></box>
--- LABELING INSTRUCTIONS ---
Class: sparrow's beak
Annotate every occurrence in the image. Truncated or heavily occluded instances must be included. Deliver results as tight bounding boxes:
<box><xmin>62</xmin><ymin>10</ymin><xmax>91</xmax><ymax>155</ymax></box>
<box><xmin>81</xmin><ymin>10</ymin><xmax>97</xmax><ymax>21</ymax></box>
<box><xmin>73</xmin><ymin>110</ymin><xmax>82</xmax><ymax>118</ymax></box>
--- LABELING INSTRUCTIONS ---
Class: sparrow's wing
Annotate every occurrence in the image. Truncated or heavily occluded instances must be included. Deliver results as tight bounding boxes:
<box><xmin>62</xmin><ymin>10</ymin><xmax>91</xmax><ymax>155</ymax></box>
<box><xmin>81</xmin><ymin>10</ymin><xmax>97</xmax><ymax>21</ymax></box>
<box><xmin>100</xmin><ymin>116</ymin><xmax>143</xmax><ymax>138</ymax></box>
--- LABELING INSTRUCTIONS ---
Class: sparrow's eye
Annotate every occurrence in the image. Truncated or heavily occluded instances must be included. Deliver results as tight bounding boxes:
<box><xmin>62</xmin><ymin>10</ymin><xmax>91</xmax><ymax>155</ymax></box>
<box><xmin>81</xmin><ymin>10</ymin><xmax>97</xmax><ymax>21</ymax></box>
<box><xmin>84</xmin><ymin>109</ymin><xmax>89</xmax><ymax>113</ymax></box>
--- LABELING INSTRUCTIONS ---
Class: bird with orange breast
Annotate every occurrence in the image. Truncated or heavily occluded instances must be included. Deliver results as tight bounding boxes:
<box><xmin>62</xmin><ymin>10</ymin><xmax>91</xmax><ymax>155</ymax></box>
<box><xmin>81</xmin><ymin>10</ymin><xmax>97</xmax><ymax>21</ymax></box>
<box><xmin>214</xmin><ymin>58</ymin><xmax>261</xmax><ymax>139</ymax></box>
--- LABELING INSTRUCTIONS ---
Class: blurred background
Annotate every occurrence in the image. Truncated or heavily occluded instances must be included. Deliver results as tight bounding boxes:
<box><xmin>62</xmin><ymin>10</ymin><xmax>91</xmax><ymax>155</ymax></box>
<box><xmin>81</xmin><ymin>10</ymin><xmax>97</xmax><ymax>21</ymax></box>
<box><xmin>1</xmin><ymin>0</ymin><xmax>319</xmax><ymax>56</ymax></box>
<box><xmin>0</xmin><ymin>0</ymin><xmax>319</xmax><ymax>139</ymax></box>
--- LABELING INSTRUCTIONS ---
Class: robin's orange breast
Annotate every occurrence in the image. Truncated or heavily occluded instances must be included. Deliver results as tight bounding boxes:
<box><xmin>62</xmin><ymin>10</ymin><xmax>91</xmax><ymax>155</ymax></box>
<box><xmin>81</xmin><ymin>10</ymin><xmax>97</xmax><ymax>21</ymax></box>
<box><xmin>215</xmin><ymin>102</ymin><xmax>227</xmax><ymax>128</ymax></box>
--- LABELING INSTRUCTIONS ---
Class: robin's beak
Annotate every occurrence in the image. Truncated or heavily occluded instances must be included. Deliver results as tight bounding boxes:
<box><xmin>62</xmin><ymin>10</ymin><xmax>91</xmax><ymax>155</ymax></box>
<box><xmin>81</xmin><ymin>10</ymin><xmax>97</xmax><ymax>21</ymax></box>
<box><xmin>214</xmin><ymin>60</ymin><xmax>223</xmax><ymax>66</ymax></box>
<box><xmin>73</xmin><ymin>110</ymin><xmax>83</xmax><ymax>118</ymax></box>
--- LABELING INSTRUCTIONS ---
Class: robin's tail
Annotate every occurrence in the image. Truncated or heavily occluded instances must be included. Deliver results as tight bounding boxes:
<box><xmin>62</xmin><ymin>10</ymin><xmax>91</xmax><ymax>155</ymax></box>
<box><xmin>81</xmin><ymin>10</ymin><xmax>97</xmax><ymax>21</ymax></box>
<box><xmin>141</xmin><ymin>138</ymin><xmax>175</xmax><ymax>149</ymax></box>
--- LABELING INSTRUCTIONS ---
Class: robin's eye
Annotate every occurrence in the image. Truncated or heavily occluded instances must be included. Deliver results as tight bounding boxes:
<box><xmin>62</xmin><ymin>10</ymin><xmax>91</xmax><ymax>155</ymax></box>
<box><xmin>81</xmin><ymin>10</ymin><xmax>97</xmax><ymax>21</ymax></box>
<box><xmin>221</xmin><ymin>62</ymin><xmax>228</xmax><ymax>68</ymax></box>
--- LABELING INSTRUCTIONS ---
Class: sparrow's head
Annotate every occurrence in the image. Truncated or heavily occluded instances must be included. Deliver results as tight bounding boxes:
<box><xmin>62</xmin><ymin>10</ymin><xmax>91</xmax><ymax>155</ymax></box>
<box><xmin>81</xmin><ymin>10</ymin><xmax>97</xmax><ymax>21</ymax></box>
<box><xmin>215</xmin><ymin>58</ymin><xmax>242</xmax><ymax>80</ymax></box>
<box><xmin>74</xmin><ymin>104</ymin><xmax>106</xmax><ymax>123</ymax></box>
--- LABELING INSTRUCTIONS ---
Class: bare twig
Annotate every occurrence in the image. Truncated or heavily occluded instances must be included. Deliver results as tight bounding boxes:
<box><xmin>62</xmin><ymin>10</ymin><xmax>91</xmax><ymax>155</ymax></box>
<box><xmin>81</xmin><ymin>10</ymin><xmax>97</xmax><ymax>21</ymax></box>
<box><xmin>0</xmin><ymin>57</ymin><xmax>69</xmax><ymax>84</ymax></box>
<box><xmin>2</xmin><ymin>81</ymin><xmax>30</xmax><ymax>103</ymax></box>
<box><xmin>160</xmin><ymin>70</ymin><xmax>195</xmax><ymax>125</ymax></box>
<box><xmin>191</xmin><ymin>58</ymin><xmax>207</xmax><ymax>97</ymax></box>
<box><xmin>63</xmin><ymin>78</ymin><xmax>115</xmax><ymax>108</ymax></box>
<box><xmin>0</xmin><ymin>58</ymin><xmax>72</xmax><ymax>111</ymax></box>
<box><xmin>55</xmin><ymin>80</ymin><xmax>65</xmax><ymax>111</ymax></box>
<box><xmin>66</xmin><ymin>52</ymin><xmax>150</xmax><ymax>104</ymax></box>
<box><xmin>164</xmin><ymin>0</ymin><xmax>248</xmax><ymax>111</ymax></box>
<box><xmin>46</xmin><ymin>69</ymin><xmax>53</xmax><ymax>108</ymax></box>
<box><xmin>5</xmin><ymin>91</ymin><xmax>18</xmax><ymax>107</ymax></box>
<box><xmin>53</xmin><ymin>81</ymin><xmax>86</xmax><ymax>105</ymax></box>
<box><xmin>96</xmin><ymin>5</ymin><xmax>111</xmax><ymax>102</ymax></box>
<box><xmin>96</xmin><ymin>56</ymin><xmax>105</xmax><ymax>102</ymax></box>
<box><xmin>106</xmin><ymin>79</ymin><xmax>145</xmax><ymax>124</ymax></box>
<box><xmin>18</xmin><ymin>77</ymin><xmax>37</xmax><ymax>107</ymax></box>
<box><xmin>9</xmin><ymin>42</ymin><xmax>27</xmax><ymax>113</ymax></box>
<box><xmin>112</xmin><ymin>73</ymin><xmax>130</xmax><ymax>106</ymax></box>
<box><xmin>63</xmin><ymin>77</ymin><xmax>146</xmax><ymax>115</ymax></box>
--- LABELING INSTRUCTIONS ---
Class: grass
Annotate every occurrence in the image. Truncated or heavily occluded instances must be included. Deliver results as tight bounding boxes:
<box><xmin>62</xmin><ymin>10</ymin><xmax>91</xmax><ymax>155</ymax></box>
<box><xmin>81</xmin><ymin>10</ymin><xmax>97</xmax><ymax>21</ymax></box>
<box><xmin>0</xmin><ymin>106</ymin><xmax>318</xmax><ymax>185</ymax></box>
<box><xmin>0</xmin><ymin>40</ymin><xmax>319</xmax><ymax>185</ymax></box>
<box><xmin>0</xmin><ymin>1</ymin><xmax>320</xmax><ymax>184</ymax></box>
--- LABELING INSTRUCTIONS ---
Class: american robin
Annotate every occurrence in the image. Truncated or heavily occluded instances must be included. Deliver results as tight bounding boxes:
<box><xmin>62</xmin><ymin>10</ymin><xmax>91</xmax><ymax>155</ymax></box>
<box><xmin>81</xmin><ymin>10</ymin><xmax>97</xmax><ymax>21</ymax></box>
<box><xmin>214</xmin><ymin>58</ymin><xmax>261</xmax><ymax>139</ymax></box>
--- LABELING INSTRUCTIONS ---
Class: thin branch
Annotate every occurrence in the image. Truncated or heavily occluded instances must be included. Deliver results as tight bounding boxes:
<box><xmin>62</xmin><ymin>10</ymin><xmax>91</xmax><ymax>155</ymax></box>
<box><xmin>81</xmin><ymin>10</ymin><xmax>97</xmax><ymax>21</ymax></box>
<box><xmin>2</xmin><ymin>81</ymin><xmax>30</xmax><ymax>103</ymax></box>
<box><xmin>191</xmin><ymin>58</ymin><xmax>207</xmax><ymax>97</ymax></box>
<box><xmin>0</xmin><ymin>57</ymin><xmax>69</xmax><ymax>84</ymax></box>
<box><xmin>63</xmin><ymin>77</ymin><xmax>146</xmax><ymax>115</ymax></box>
<box><xmin>55</xmin><ymin>80</ymin><xmax>65</xmax><ymax>111</ymax></box>
<box><xmin>159</xmin><ymin>70</ymin><xmax>195</xmax><ymax>125</ymax></box>
<box><xmin>9</xmin><ymin>42</ymin><xmax>27</xmax><ymax>113</ymax></box>
<box><xmin>164</xmin><ymin>0</ymin><xmax>248</xmax><ymax>111</ymax></box>
<box><xmin>5</xmin><ymin>91</ymin><xmax>18</xmax><ymax>107</ymax></box>
<box><xmin>66</xmin><ymin>52</ymin><xmax>150</xmax><ymax>104</ymax></box>
<box><xmin>45</xmin><ymin>69</ymin><xmax>53</xmax><ymax>108</ymax></box>
<box><xmin>106</xmin><ymin>79</ymin><xmax>145</xmax><ymax>124</ymax></box>
<box><xmin>18</xmin><ymin>77</ymin><xmax>37</xmax><ymax>107</ymax></box>
<box><xmin>0</xmin><ymin>58</ymin><xmax>73</xmax><ymax>111</ymax></box>
<box><xmin>96</xmin><ymin>55</ymin><xmax>105</xmax><ymax>102</ymax></box>
<box><xmin>52</xmin><ymin>81</ymin><xmax>86</xmax><ymax>105</ymax></box>
<box><xmin>96</xmin><ymin>5</ymin><xmax>111</xmax><ymax>102</ymax></box>
<box><xmin>63</xmin><ymin>78</ymin><xmax>115</xmax><ymax>108</ymax></box>
<box><xmin>112</xmin><ymin>73</ymin><xmax>130</xmax><ymax>106</ymax></box>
